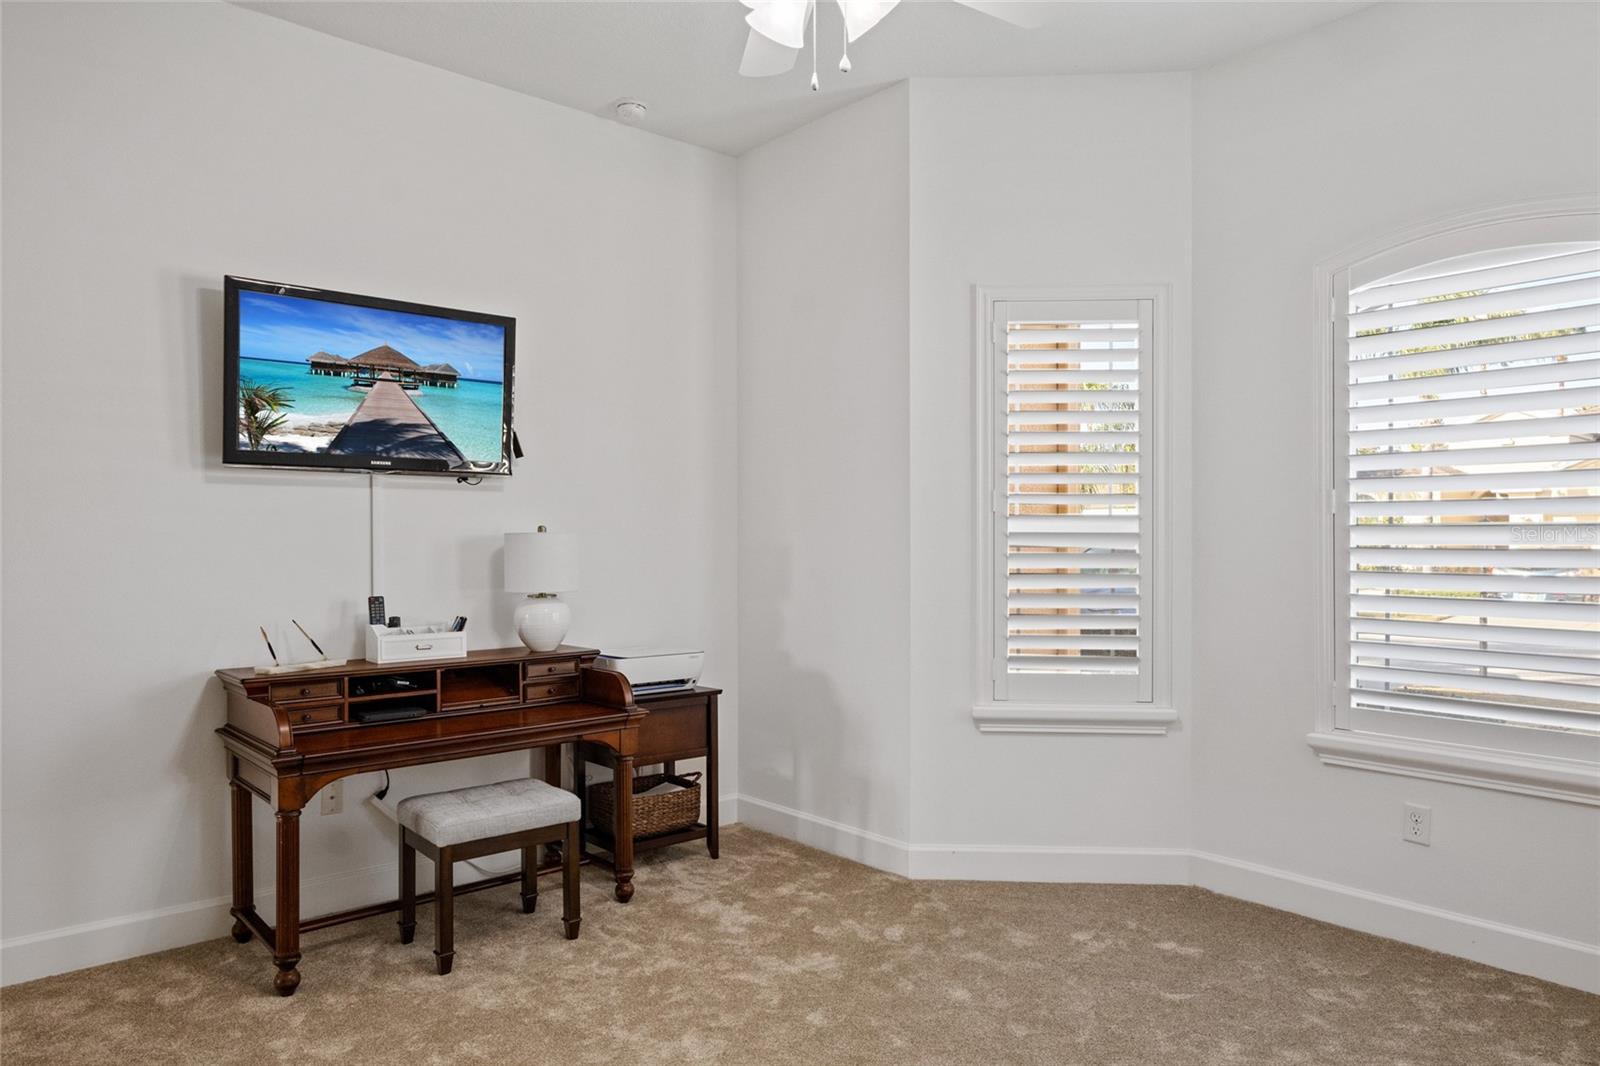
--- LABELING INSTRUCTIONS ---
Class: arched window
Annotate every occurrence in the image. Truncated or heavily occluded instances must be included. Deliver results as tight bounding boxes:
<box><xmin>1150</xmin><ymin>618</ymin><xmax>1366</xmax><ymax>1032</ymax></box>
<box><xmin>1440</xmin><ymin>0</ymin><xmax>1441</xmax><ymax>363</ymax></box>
<box><xmin>1315</xmin><ymin>204</ymin><xmax>1600</xmax><ymax>802</ymax></box>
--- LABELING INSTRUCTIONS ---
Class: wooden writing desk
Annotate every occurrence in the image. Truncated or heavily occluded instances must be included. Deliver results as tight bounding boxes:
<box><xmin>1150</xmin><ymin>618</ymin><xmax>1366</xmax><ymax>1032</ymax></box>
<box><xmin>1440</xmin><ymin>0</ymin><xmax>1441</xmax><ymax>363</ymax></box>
<box><xmin>216</xmin><ymin>645</ymin><xmax>643</xmax><ymax>996</ymax></box>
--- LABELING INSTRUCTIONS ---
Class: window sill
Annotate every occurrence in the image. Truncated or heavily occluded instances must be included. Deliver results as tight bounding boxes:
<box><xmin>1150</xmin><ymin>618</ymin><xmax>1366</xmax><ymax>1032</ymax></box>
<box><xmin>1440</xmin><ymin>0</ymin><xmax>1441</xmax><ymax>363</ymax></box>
<box><xmin>972</xmin><ymin>703</ymin><xmax>1179</xmax><ymax>735</ymax></box>
<box><xmin>1307</xmin><ymin>730</ymin><xmax>1600</xmax><ymax>807</ymax></box>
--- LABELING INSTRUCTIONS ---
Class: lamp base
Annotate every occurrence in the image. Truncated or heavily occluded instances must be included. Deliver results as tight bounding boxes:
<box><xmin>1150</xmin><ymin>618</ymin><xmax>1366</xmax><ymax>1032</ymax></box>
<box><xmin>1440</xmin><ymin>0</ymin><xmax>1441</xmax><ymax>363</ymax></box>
<box><xmin>514</xmin><ymin>596</ymin><xmax>571</xmax><ymax>652</ymax></box>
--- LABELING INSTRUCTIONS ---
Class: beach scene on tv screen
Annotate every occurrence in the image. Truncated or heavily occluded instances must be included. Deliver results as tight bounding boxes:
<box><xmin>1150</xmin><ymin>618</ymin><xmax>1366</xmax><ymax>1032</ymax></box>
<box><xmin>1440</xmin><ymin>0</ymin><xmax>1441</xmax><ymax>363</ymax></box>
<box><xmin>235</xmin><ymin>289</ymin><xmax>506</xmax><ymax>466</ymax></box>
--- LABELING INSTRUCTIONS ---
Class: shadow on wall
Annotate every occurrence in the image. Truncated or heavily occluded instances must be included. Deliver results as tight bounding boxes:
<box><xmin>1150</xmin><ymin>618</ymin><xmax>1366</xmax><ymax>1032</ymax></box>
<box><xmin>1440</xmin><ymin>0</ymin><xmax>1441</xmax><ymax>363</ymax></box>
<box><xmin>743</xmin><ymin>541</ymin><xmax>882</xmax><ymax>858</ymax></box>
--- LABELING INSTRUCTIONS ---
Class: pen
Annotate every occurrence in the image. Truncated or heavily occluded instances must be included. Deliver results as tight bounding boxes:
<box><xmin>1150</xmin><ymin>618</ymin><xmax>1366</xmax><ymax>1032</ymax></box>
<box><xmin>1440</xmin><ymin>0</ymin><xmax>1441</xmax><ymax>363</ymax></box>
<box><xmin>292</xmin><ymin>619</ymin><xmax>327</xmax><ymax>659</ymax></box>
<box><xmin>259</xmin><ymin>626</ymin><xmax>279</xmax><ymax>665</ymax></box>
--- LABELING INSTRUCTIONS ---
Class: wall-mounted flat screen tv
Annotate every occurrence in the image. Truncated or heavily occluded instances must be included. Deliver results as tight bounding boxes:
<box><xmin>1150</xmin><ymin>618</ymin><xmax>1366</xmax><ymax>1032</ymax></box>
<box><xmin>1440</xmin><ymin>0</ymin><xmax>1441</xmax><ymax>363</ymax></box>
<box><xmin>224</xmin><ymin>276</ymin><xmax>515</xmax><ymax>476</ymax></box>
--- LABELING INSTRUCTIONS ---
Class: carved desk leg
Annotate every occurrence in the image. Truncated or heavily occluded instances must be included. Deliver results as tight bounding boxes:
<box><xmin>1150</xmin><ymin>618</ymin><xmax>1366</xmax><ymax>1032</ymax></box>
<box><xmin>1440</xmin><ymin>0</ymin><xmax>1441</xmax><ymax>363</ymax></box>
<box><xmin>229</xmin><ymin>781</ymin><xmax>254</xmax><ymax>943</ymax></box>
<box><xmin>613</xmin><ymin>753</ymin><xmax>635</xmax><ymax>903</ymax></box>
<box><xmin>273</xmin><ymin>808</ymin><xmax>303</xmax><ymax>996</ymax></box>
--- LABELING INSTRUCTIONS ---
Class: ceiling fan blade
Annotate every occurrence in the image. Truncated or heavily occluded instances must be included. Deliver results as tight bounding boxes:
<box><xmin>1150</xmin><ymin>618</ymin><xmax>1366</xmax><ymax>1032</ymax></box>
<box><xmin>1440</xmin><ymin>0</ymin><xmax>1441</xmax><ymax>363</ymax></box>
<box><xmin>840</xmin><ymin>0</ymin><xmax>901</xmax><ymax>43</ymax></box>
<box><xmin>743</xmin><ymin>0</ymin><xmax>813</xmax><ymax>50</ymax></box>
<box><xmin>739</xmin><ymin>27</ymin><xmax>801</xmax><ymax>77</ymax></box>
<box><xmin>952</xmin><ymin>0</ymin><xmax>1051</xmax><ymax>30</ymax></box>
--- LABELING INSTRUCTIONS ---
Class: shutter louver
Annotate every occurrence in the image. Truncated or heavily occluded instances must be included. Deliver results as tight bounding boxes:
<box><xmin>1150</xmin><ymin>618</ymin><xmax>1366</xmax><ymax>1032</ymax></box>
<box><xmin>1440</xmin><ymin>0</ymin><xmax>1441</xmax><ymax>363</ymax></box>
<box><xmin>1000</xmin><ymin>300</ymin><xmax>1151</xmax><ymax>697</ymax></box>
<box><xmin>1344</xmin><ymin>243</ymin><xmax>1600</xmax><ymax>733</ymax></box>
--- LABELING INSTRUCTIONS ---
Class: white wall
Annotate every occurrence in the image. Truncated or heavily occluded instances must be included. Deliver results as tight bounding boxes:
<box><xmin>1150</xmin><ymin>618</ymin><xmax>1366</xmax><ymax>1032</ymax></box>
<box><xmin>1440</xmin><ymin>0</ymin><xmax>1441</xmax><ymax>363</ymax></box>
<box><xmin>0</xmin><ymin>2</ymin><xmax>737</xmax><ymax>983</ymax></box>
<box><xmin>907</xmin><ymin>75</ymin><xmax>1194</xmax><ymax>866</ymax></box>
<box><xmin>1191</xmin><ymin>0</ymin><xmax>1600</xmax><ymax>960</ymax></box>
<box><xmin>736</xmin><ymin>84</ymin><xmax>912</xmax><ymax>867</ymax></box>
<box><xmin>737</xmin><ymin>76</ymin><xmax>1192</xmax><ymax>871</ymax></box>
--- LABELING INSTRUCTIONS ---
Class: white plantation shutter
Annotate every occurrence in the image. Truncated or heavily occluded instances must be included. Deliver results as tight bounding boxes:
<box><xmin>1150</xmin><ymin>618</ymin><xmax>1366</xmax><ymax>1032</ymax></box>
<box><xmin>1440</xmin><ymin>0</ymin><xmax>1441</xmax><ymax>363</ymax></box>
<box><xmin>994</xmin><ymin>299</ymin><xmax>1154</xmax><ymax>703</ymax></box>
<box><xmin>1342</xmin><ymin>242</ymin><xmax>1600</xmax><ymax>734</ymax></box>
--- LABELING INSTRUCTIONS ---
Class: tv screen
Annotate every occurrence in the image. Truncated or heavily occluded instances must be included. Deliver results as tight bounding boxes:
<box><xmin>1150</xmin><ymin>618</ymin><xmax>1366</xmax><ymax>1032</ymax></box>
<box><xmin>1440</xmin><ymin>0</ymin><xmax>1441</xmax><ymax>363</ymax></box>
<box><xmin>223</xmin><ymin>276</ymin><xmax>515</xmax><ymax>476</ymax></box>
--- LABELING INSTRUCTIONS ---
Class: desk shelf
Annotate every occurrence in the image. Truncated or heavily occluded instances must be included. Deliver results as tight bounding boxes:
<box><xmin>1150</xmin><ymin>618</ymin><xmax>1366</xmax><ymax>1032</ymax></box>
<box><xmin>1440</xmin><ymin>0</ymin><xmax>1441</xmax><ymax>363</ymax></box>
<box><xmin>584</xmin><ymin>821</ymin><xmax>711</xmax><ymax>858</ymax></box>
<box><xmin>347</xmin><ymin>689</ymin><xmax>437</xmax><ymax>704</ymax></box>
<box><xmin>440</xmin><ymin>663</ymin><xmax>520</xmax><ymax>710</ymax></box>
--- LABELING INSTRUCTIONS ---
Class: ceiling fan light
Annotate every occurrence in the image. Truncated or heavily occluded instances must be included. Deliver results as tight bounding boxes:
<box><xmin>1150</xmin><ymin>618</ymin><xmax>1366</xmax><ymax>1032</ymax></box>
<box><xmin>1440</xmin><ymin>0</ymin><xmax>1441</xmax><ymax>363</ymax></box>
<box><xmin>739</xmin><ymin>27</ymin><xmax>800</xmax><ymax>77</ymax></box>
<box><xmin>743</xmin><ymin>0</ymin><xmax>812</xmax><ymax>50</ymax></box>
<box><xmin>839</xmin><ymin>0</ymin><xmax>900</xmax><ymax>43</ymax></box>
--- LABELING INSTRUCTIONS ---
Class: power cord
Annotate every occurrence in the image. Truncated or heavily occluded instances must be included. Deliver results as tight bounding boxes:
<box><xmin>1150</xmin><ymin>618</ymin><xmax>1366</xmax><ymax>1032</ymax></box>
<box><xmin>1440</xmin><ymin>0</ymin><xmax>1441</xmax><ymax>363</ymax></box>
<box><xmin>375</xmin><ymin>769</ymin><xmax>391</xmax><ymax>802</ymax></box>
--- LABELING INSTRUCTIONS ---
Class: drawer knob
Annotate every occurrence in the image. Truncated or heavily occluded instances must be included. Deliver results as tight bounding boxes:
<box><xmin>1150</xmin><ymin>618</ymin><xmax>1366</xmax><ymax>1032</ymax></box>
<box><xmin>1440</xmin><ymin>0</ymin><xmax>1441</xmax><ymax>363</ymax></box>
<box><xmin>300</xmin><ymin>712</ymin><xmax>313</xmax><ymax>723</ymax></box>
<box><xmin>415</xmin><ymin>643</ymin><xmax>433</xmax><ymax>651</ymax></box>
<box><xmin>299</xmin><ymin>687</ymin><xmax>312</xmax><ymax>698</ymax></box>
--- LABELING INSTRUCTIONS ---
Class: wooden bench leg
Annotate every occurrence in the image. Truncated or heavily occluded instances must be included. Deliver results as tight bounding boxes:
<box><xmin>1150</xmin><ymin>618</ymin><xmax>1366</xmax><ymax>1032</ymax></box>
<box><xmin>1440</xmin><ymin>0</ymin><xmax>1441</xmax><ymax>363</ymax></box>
<box><xmin>562</xmin><ymin>820</ymin><xmax>581</xmax><ymax>940</ymax></box>
<box><xmin>398</xmin><ymin>833</ymin><xmax>416</xmax><ymax>944</ymax></box>
<box><xmin>520</xmin><ymin>845</ymin><xmax>538</xmax><ymax>914</ymax></box>
<box><xmin>434</xmin><ymin>847</ymin><xmax>455</xmax><ymax>975</ymax></box>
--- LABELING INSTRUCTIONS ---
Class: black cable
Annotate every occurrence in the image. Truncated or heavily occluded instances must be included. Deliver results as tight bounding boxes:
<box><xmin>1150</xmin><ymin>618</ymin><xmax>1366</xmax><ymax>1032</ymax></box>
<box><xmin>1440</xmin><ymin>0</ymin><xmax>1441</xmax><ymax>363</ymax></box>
<box><xmin>375</xmin><ymin>769</ymin><xmax>390</xmax><ymax>801</ymax></box>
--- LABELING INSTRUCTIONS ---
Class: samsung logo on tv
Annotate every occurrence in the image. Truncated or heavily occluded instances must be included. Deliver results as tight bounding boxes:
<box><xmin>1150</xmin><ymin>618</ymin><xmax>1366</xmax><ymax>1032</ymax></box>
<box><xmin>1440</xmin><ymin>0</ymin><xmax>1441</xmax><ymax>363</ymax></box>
<box><xmin>368</xmin><ymin>460</ymin><xmax>392</xmax><ymax>466</ymax></box>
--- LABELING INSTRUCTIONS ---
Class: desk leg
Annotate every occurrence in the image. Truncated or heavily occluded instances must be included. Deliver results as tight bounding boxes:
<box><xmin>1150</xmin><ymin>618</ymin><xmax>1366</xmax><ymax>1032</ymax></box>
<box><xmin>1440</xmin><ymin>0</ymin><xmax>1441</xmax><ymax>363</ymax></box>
<box><xmin>543</xmin><ymin>744</ymin><xmax>565</xmax><ymax>868</ymax></box>
<box><xmin>707</xmin><ymin>695</ymin><xmax>720</xmax><ymax>860</ymax></box>
<box><xmin>576</xmin><ymin>749</ymin><xmax>589</xmax><ymax>860</ymax></box>
<box><xmin>229</xmin><ymin>782</ymin><xmax>254</xmax><ymax>942</ymax></box>
<box><xmin>613</xmin><ymin>754</ymin><xmax>635</xmax><ymax>903</ymax></box>
<box><xmin>273</xmin><ymin>809</ymin><xmax>302</xmax><ymax>996</ymax></box>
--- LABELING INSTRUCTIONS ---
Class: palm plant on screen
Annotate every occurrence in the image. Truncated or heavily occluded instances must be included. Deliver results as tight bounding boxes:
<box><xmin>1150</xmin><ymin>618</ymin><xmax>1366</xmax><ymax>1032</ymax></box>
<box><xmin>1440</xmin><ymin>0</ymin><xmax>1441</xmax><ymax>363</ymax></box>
<box><xmin>239</xmin><ymin>380</ymin><xmax>293</xmax><ymax>450</ymax></box>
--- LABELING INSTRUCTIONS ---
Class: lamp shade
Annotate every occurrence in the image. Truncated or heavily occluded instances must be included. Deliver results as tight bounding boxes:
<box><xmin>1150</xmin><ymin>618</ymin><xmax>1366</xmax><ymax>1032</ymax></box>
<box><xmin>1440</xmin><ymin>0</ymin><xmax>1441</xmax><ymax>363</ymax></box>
<box><xmin>504</xmin><ymin>531</ymin><xmax>579</xmax><ymax>593</ymax></box>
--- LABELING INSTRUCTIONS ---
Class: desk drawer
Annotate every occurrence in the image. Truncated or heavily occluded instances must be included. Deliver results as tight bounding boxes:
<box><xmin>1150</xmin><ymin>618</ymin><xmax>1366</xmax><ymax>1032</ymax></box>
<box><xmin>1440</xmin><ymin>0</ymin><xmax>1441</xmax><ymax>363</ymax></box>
<box><xmin>525</xmin><ymin>659</ymin><xmax>580</xmax><ymax>681</ymax></box>
<box><xmin>287</xmin><ymin>703</ymin><xmax>343</xmax><ymax>729</ymax></box>
<box><xmin>270</xmin><ymin>679</ymin><xmax>342</xmax><ymax>704</ymax></box>
<box><xmin>636</xmin><ymin>700</ymin><xmax>708</xmax><ymax>761</ymax></box>
<box><xmin>524</xmin><ymin>679</ymin><xmax>579</xmax><ymax>704</ymax></box>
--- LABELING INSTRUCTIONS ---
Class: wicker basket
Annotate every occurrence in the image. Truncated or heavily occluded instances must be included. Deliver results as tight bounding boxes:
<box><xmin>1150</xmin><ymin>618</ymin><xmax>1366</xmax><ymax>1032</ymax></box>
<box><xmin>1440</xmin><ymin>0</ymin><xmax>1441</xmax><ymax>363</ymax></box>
<box><xmin>589</xmin><ymin>772</ymin><xmax>702</xmax><ymax>840</ymax></box>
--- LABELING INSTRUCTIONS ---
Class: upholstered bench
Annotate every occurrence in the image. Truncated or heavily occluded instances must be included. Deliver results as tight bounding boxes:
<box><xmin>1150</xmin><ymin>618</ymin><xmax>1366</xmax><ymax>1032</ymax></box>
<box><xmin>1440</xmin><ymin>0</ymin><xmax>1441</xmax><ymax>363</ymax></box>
<box><xmin>396</xmin><ymin>777</ymin><xmax>581</xmax><ymax>975</ymax></box>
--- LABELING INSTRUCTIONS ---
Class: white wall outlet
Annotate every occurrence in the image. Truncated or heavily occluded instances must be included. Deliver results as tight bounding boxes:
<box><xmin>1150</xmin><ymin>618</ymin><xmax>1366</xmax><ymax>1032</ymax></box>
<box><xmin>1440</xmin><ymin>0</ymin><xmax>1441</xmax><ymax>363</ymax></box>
<box><xmin>321</xmin><ymin>780</ymin><xmax>343</xmax><ymax>816</ymax></box>
<box><xmin>1403</xmin><ymin>802</ymin><xmax>1431</xmax><ymax>846</ymax></box>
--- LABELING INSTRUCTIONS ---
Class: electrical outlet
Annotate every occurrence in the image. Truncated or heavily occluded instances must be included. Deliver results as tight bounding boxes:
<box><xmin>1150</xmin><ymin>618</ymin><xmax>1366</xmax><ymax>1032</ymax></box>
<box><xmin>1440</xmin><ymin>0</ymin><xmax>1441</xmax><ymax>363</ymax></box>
<box><xmin>1403</xmin><ymin>802</ymin><xmax>1431</xmax><ymax>846</ymax></box>
<box><xmin>321</xmin><ymin>780</ymin><xmax>343</xmax><ymax>816</ymax></box>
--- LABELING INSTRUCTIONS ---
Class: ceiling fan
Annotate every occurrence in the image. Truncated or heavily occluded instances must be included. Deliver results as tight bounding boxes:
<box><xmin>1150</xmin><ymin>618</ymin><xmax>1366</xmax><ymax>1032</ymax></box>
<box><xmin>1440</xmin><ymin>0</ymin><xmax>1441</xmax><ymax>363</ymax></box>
<box><xmin>739</xmin><ymin>0</ymin><xmax>1047</xmax><ymax>90</ymax></box>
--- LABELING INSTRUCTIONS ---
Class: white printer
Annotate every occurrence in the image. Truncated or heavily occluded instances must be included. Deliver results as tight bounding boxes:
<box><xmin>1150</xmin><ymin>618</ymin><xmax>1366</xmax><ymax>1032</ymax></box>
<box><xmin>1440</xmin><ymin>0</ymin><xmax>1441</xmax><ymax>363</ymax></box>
<box><xmin>593</xmin><ymin>648</ymin><xmax>704</xmax><ymax>695</ymax></box>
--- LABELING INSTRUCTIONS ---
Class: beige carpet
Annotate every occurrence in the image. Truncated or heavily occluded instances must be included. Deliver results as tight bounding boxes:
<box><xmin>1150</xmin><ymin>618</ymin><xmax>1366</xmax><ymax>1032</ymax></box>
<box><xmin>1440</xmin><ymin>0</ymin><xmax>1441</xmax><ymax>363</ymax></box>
<box><xmin>2</xmin><ymin>826</ymin><xmax>1595</xmax><ymax>1065</ymax></box>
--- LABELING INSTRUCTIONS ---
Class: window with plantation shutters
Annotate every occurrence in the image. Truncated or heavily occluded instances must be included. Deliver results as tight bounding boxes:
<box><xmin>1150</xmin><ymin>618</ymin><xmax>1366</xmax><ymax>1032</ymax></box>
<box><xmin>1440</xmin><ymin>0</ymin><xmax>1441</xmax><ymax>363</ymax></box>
<box><xmin>990</xmin><ymin>298</ymin><xmax>1154</xmax><ymax>704</ymax></box>
<box><xmin>1341</xmin><ymin>242</ymin><xmax>1600</xmax><ymax>737</ymax></box>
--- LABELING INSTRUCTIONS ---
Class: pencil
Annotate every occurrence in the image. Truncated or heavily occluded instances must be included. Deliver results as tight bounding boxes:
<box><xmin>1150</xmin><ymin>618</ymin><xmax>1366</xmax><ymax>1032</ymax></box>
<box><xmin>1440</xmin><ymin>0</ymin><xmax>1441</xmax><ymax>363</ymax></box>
<box><xmin>292</xmin><ymin>619</ymin><xmax>327</xmax><ymax>658</ymax></box>
<box><xmin>259</xmin><ymin>626</ymin><xmax>279</xmax><ymax>665</ymax></box>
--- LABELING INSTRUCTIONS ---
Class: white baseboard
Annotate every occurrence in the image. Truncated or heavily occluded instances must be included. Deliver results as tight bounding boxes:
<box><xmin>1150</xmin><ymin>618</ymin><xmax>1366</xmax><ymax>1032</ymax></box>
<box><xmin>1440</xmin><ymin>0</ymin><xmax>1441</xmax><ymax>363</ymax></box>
<box><xmin>909</xmin><ymin>842</ymin><xmax>1192</xmax><ymax>883</ymax></box>
<box><xmin>1190</xmin><ymin>851</ymin><xmax>1600</xmax><ymax>995</ymax></box>
<box><xmin>735</xmin><ymin>793</ymin><xmax>1599</xmax><ymax>994</ymax></box>
<box><xmin>7</xmin><ymin>795</ymin><xmax>1594</xmax><ymax>995</ymax></box>
<box><xmin>736</xmin><ymin>794</ymin><xmax>912</xmax><ymax>876</ymax></box>
<box><xmin>1</xmin><ymin>860</ymin><xmax>395</xmax><ymax>988</ymax></box>
<box><xmin>3</xmin><ymin>792</ymin><xmax>744</xmax><ymax>988</ymax></box>
<box><xmin>736</xmin><ymin>794</ymin><xmax>1184</xmax><ymax>885</ymax></box>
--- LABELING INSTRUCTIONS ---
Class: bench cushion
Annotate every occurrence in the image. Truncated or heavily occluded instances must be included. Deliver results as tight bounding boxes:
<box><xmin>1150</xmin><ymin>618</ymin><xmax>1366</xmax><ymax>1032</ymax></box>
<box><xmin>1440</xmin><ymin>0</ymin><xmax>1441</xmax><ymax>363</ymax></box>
<box><xmin>396</xmin><ymin>778</ymin><xmax>580</xmax><ymax>847</ymax></box>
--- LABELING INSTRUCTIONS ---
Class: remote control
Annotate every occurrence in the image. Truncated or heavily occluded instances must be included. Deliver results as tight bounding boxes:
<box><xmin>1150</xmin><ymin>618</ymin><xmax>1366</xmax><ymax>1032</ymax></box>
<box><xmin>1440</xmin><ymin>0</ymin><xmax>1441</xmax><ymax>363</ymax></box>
<box><xmin>367</xmin><ymin>596</ymin><xmax>386</xmax><ymax>626</ymax></box>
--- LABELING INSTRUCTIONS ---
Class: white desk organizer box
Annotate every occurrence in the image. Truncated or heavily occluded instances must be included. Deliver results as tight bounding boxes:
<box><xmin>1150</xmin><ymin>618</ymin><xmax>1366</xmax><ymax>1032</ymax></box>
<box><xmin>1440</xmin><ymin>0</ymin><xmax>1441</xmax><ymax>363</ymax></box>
<box><xmin>366</xmin><ymin>623</ymin><xmax>467</xmax><ymax>663</ymax></box>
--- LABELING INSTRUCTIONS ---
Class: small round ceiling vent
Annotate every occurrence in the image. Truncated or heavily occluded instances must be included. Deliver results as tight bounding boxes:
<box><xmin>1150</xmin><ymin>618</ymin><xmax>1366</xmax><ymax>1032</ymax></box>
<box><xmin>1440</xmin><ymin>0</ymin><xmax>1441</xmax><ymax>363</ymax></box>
<box><xmin>614</xmin><ymin>100</ymin><xmax>648</xmax><ymax>123</ymax></box>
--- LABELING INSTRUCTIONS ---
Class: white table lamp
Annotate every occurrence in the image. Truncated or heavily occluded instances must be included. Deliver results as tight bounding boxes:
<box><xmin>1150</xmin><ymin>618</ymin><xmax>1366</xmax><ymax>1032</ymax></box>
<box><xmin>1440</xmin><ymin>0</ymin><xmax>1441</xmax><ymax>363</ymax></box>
<box><xmin>504</xmin><ymin>527</ymin><xmax>579</xmax><ymax>652</ymax></box>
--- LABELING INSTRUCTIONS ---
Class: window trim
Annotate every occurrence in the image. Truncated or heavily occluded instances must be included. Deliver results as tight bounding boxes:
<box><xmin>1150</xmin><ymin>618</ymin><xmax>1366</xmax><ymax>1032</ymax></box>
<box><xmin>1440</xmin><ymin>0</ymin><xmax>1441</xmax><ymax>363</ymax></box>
<box><xmin>973</xmin><ymin>284</ymin><xmax>1176</xmax><ymax>734</ymax></box>
<box><xmin>1309</xmin><ymin>195</ymin><xmax>1600</xmax><ymax>805</ymax></box>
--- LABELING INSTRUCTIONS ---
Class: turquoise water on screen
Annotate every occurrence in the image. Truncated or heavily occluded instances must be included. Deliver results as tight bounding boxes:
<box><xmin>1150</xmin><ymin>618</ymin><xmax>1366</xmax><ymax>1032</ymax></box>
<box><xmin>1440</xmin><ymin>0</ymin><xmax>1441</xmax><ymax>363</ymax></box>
<box><xmin>237</xmin><ymin>357</ymin><xmax>505</xmax><ymax>463</ymax></box>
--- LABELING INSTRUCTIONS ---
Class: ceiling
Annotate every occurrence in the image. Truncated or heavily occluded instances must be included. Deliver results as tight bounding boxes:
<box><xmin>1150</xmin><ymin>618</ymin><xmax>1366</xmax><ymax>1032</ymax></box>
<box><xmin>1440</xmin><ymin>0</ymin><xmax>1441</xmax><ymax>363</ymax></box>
<box><xmin>238</xmin><ymin>1</ymin><xmax>1371</xmax><ymax>156</ymax></box>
